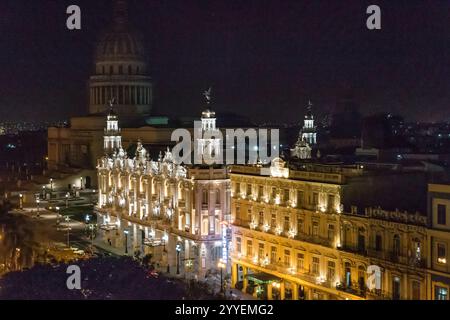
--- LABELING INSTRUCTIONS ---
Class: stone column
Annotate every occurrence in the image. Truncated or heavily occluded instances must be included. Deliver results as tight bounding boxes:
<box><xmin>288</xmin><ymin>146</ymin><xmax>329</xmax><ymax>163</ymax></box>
<box><xmin>231</xmin><ymin>263</ymin><xmax>238</xmax><ymax>288</ymax></box>
<box><xmin>243</xmin><ymin>266</ymin><xmax>248</xmax><ymax>292</ymax></box>
<box><xmin>292</xmin><ymin>283</ymin><xmax>299</xmax><ymax>300</ymax></box>
<box><xmin>402</xmin><ymin>273</ymin><xmax>408</xmax><ymax>300</ymax></box>
<box><xmin>267</xmin><ymin>283</ymin><xmax>273</xmax><ymax>300</ymax></box>
<box><xmin>280</xmin><ymin>281</ymin><xmax>285</xmax><ymax>300</ymax></box>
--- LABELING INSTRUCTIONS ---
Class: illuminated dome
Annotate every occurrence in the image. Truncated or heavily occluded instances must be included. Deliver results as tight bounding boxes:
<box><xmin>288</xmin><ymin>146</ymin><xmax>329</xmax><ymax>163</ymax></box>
<box><xmin>89</xmin><ymin>0</ymin><xmax>153</xmax><ymax>116</ymax></box>
<box><xmin>96</xmin><ymin>32</ymin><xmax>146</xmax><ymax>61</ymax></box>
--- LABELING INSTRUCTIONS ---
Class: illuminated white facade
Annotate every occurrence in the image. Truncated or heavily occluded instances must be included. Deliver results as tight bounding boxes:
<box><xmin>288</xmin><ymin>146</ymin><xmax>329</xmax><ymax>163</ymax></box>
<box><xmin>96</xmin><ymin>108</ymin><xmax>231</xmax><ymax>278</ymax></box>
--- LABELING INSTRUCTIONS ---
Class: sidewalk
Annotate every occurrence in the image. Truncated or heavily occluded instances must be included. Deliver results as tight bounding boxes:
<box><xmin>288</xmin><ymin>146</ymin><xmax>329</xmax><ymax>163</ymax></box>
<box><xmin>91</xmin><ymin>237</ymin><xmax>126</xmax><ymax>256</ymax></box>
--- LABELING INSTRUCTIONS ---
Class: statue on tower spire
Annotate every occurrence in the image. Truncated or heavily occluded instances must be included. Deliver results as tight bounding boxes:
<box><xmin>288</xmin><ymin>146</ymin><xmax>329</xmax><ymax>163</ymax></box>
<box><xmin>203</xmin><ymin>87</ymin><xmax>212</xmax><ymax>105</ymax></box>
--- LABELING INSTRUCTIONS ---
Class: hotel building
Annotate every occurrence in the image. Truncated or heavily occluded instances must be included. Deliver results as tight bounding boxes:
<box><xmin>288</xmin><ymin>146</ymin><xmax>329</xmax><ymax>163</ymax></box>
<box><xmin>229</xmin><ymin>159</ymin><xmax>431</xmax><ymax>300</ymax></box>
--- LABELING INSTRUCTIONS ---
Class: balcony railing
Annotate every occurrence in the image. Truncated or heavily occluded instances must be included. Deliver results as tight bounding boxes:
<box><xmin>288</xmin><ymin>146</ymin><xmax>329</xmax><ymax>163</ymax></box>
<box><xmin>340</xmin><ymin>246</ymin><xmax>427</xmax><ymax>268</ymax></box>
<box><xmin>296</xmin><ymin>233</ymin><xmax>334</xmax><ymax>248</ymax></box>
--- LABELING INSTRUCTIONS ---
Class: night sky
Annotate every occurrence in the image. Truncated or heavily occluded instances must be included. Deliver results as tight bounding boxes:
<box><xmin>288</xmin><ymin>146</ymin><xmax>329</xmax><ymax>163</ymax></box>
<box><xmin>0</xmin><ymin>0</ymin><xmax>449</xmax><ymax>123</ymax></box>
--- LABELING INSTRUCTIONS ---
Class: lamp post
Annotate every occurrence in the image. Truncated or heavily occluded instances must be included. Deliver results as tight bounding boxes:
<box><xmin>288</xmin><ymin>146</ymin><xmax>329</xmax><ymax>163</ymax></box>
<box><xmin>218</xmin><ymin>259</ymin><xmax>226</xmax><ymax>293</ymax></box>
<box><xmin>65</xmin><ymin>216</ymin><xmax>71</xmax><ymax>247</ymax></box>
<box><xmin>80</xmin><ymin>177</ymin><xmax>83</xmax><ymax>190</ymax></box>
<box><xmin>49</xmin><ymin>178</ymin><xmax>53</xmax><ymax>192</ymax></box>
<box><xmin>65</xmin><ymin>193</ymin><xmax>69</xmax><ymax>208</ymax></box>
<box><xmin>88</xmin><ymin>223</ymin><xmax>95</xmax><ymax>248</ymax></box>
<box><xmin>36</xmin><ymin>199</ymin><xmax>40</xmax><ymax>217</ymax></box>
<box><xmin>56</xmin><ymin>206</ymin><xmax>60</xmax><ymax>225</ymax></box>
<box><xmin>176</xmin><ymin>243</ymin><xmax>182</xmax><ymax>275</ymax></box>
<box><xmin>19</xmin><ymin>194</ymin><xmax>23</xmax><ymax>210</ymax></box>
<box><xmin>42</xmin><ymin>185</ymin><xmax>46</xmax><ymax>198</ymax></box>
<box><xmin>124</xmin><ymin>230</ymin><xmax>129</xmax><ymax>254</ymax></box>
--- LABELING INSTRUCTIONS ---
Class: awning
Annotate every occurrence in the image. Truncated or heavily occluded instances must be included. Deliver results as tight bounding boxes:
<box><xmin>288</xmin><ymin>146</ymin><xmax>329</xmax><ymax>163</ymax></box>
<box><xmin>246</xmin><ymin>272</ymin><xmax>280</xmax><ymax>284</ymax></box>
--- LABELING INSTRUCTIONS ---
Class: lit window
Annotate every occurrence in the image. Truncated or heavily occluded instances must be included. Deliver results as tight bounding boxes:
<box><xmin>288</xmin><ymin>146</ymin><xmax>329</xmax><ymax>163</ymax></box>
<box><xmin>435</xmin><ymin>286</ymin><xmax>448</xmax><ymax>300</ymax></box>
<box><xmin>312</xmin><ymin>257</ymin><xmax>320</xmax><ymax>275</ymax></box>
<box><xmin>327</xmin><ymin>261</ymin><xmax>335</xmax><ymax>281</ymax></box>
<box><xmin>284</xmin><ymin>216</ymin><xmax>290</xmax><ymax>232</ymax></box>
<box><xmin>258</xmin><ymin>243</ymin><xmax>264</xmax><ymax>259</ymax></box>
<box><xmin>271</xmin><ymin>213</ymin><xmax>277</xmax><ymax>228</ymax></box>
<box><xmin>236</xmin><ymin>237</ymin><xmax>241</xmax><ymax>253</ymax></box>
<box><xmin>284</xmin><ymin>250</ymin><xmax>290</xmax><ymax>267</ymax></box>
<box><xmin>437</xmin><ymin>243</ymin><xmax>447</xmax><ymax>264</ymax></box>
<box><xmin>312</xmin><ymin>192</ymin><xmax>319</xmax><ymax>205</ymax></box>
<box><xmin>297</xmin><ymin>219</ymin><xmax>304</xmax><ymax>234</ymax></box>
<box><xmin>258</xmin><ymin>211</ymin><xmax>264</xmax><ymax>226</ymax></box>
<box><xmin>312</xmin><ymin>221</ymin><xmax>319</xmax><ymax>237</ymax></box>
<box><xmin>327</xmin><ymin>224</ymin><xmax>335</xmax><ymax>240</ymax></box>
<box><xmin>270</xmin><ymin>246</ymin><xmax>277</xmax><ymax>264</ymax></box>
<box><xmin>297</xmin><ymin>253</ymin><xmax>304</xmax><ymax>271</ymax></box>
<box><xmin>246</xmin><ymin>240</ymin><xmax>253</xmax><ymax>257</ymax></box>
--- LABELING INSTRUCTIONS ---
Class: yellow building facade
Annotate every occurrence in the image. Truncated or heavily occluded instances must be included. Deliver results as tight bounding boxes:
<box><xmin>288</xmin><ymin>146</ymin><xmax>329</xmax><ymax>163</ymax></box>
<box><xmin>230</xmin><ymin>160</ymin><xmax>436</xmax><ymax>300</ymax></box>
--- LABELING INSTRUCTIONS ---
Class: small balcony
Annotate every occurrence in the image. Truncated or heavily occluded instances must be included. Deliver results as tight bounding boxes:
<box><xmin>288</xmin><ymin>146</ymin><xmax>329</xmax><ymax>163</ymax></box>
<box><xmin>296</xmin><ymin>233</ymin><xmax>334</xmax><ymax>248</ymax></box>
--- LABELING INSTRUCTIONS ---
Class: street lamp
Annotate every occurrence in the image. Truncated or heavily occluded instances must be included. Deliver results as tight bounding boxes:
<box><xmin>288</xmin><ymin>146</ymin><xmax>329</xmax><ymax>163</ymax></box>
<box><xmin>65</xmin><ymin>216</ymin><xmax>71</xmax><ymax>247</ymax></box>
<box><xmin>88</xmin><ymin>224</ymin><xmax>95</xmax><ymax>248</ymax></box>
<box><xmin>36</xmin><ymin>198</ymin><xmax>40</xmax><ymax>217</ymax></box>
<box><xmin>65</xmin><ymin>192</ymin><xmax>70</xmax><ymax>208</ymax></box>
<box><xmin>19</xmin><ymin>194</ymin><xmax>23</xmax><ymax>210</ymax></box>
<box><xmin>218</xmin><ymin>259</ymin><xmax>226</xmax><ymax>293</ymax></box>
<box><xmin>42</xmin><ymin>185</ymin><xmax>46</xmax><ymax>198</ymax></box>
<box><xmin>124</xmin><ymin>230</ymin><xmax>129</xmax><ymax>254</ymax></box>
<box><xmin>80</xmin><ymin>177</ymin><xmax>83</xmax><ymax>190</ymax></box>
<box><xmin>176</xmin><ymin>243</ymin><xmax>182</xmax><ymax>275</ymax></box>
<box><xmin>56</xmin><ymin>206</ymin><xmax>60</xmax><ymax>225</ymax></box>
<box><xmin>49</xmin><ymin>178</ymin><xmax>53</xmax><ymax>192</ymax></box>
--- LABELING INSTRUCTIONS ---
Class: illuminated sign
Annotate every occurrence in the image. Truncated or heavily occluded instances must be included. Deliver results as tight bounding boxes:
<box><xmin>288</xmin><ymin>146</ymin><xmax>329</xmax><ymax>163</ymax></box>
<box><xmin>222</xmin><ymin>223</ymin><xmax>228</xmax><ymax>264</ymax></box>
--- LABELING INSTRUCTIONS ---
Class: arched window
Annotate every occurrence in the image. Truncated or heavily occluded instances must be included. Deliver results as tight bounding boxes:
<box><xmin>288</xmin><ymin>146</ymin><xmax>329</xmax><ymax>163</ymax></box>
<box><xmin>358</xmin><ymin>266</ymin><xmax>366</xmax><ymax>291</ymax></box>
<box><xmin>344</xmin><ymin>262</ymin><xmax>352</xmax><ymax>287</ymax></box>
<box><xmin>375</xmin><ymin>233</ymin><xmax>383</xmax><ymax>251</ymax></box>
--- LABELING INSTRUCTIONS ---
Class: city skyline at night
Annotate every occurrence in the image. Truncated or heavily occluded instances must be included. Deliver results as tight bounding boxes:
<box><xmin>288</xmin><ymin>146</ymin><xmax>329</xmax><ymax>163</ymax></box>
<box><xmin>1</xmin><ymin>0</ymin><xmax>450</xmax><ymax>308</ymax></box>
<box><xmin>0</xmin><ymin>0</ymin><xmax>449</xmax><ymax>123</ymax></box>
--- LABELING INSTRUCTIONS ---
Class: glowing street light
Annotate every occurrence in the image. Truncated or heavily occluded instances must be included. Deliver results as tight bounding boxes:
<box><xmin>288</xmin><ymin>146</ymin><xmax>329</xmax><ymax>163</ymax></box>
<box><xmin>65</xmin><ymin>192</ymin><xmax>69</xmax><ymax>208</ymax></box>
<box><xmin>36</xmin><ymin>198</ymin><xmax>40</xmax><ymax>218</ymax></box>
<box><xmin>124</xmin><ymin>230</ymin><xmax>129</xmax><ymax>254</ymax></box>
<box><xmin>19</xmin><ymin>194</ymin><xmax>23</xmax><ymax>210</ymax></box>
<box><xmin>49</xmin><ymin>178</ymin><xmax>53</xmax><ymax>192</ymax></box>
<box><xmin>176</xmin><ymin>243</ymin><xmax>182</xmax><ymax>275</ymax></box>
